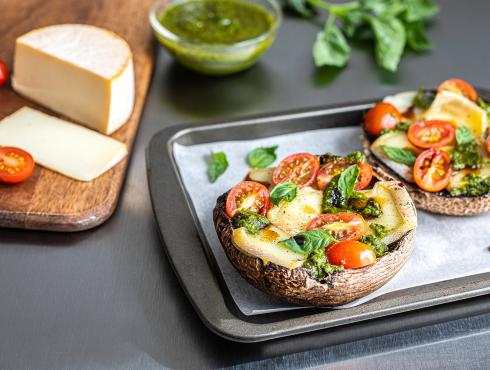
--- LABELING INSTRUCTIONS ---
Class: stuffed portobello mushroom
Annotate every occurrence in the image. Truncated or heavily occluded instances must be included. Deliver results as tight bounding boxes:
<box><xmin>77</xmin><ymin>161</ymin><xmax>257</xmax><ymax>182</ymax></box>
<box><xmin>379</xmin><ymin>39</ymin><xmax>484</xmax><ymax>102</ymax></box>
<box><xmin>213</xmin><ymin>151</ymin><xmax>417</xmax><ymax>306</ymax></box>
<box><xmin>363</xmin><ymin>78</ymin><xmax>490</xmax><ymax>216</ymax></box>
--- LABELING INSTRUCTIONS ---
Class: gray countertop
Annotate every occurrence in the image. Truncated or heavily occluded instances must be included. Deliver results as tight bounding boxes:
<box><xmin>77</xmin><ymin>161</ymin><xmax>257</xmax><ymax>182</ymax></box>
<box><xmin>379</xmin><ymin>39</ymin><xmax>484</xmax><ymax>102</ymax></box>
<box><xmin>1</xmin><ymin>0</ymin><xmax>490</xmax><ymax>368</ymax></box>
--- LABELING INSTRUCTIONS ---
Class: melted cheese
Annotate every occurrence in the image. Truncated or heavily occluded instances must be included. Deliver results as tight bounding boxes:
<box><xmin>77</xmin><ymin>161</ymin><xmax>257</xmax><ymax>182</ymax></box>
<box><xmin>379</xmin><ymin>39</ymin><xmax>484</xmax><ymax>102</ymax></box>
<box><xmin>267</xmin><ymin>187</ymin><xmax>323</xmax><ymax>235</ymax></box>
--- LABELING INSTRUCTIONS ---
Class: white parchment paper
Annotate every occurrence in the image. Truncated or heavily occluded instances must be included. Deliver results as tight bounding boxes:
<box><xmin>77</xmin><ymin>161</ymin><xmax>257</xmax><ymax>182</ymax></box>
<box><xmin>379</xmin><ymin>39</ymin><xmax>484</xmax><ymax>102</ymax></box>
<box><xmin>173</xmin><ymin>127</ymin><xmax>490</xmax><ymax>315</ymax></box>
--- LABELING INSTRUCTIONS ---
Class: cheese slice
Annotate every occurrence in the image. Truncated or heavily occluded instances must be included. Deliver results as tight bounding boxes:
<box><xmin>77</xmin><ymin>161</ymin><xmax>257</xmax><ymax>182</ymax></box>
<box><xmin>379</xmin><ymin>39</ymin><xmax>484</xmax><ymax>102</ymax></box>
<box><xmin>0</xmin><ymin>107</ymin><xmax>127</xmax><ymax>181</ymax></box>
<box><xmin>12</xmin><ymin>24</ymin><xmax>135</xmax><ymax>135</ymax></box>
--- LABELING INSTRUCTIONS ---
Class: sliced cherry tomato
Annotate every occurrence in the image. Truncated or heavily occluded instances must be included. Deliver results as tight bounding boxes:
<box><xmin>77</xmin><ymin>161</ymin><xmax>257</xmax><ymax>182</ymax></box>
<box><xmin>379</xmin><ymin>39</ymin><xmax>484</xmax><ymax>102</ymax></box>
<box><xmin>437</xmin><ymin>78</ymin><xmax>477</xmax><ymax>102</ymax></box>
<box><xmin>413</xmin><ymin>148</ymin><xmax>452</xmax><ymax>192</ymax></box>
<box><xmin>317</xmin><ymin>160</ymin><xmax>349</xmax><ymax>190</ymax></box>
<box><xmin>363</xmin><ymin>102</ymin><xmax>402</xmax><ymax>137</ymax></box>
<box><xmin>486</xmin><ymin>135</ymin><xmax>490</xmax><ymax>155</ymax></box>
<box><xmin>226</xmin><ymin>181</ymin><xmax>270</xmax><ymax>218</ymax></box>
<box><xmin>306</xmin><ymin>212</ymin><xmax>366</xmax><ymax>241</ymax></box>
<box><xmin>407</xmin><ymin>120</ymin><xmax>456</xmax><ymax>149</ymax></box>
<box><xmin>273</xmin><ymin>153</ymin><xmax>320</xmax><ymax>186</ymax></box>
<box><xmin>326</xmin><ymin>240</ymin><xmax>376</xmax><ymax>269</ymax></box>
<box><xmin>317</xmin><ymin>161</ymin><xmax>373</xmax><ymax>191</ymax></box>
<box><xmin>355</xmin><ymin>162</ymin><xmax>373</xmax><ymax>190</ymax></box>
<box><xmin>0</xmin><ymin>147</ymin><xmax>35</xmax><ymax>184</ymax></box>
<box><xmin>0</xmin><ymin>61</ymin><xmax>7</xmax><ymax>86</ymax></box>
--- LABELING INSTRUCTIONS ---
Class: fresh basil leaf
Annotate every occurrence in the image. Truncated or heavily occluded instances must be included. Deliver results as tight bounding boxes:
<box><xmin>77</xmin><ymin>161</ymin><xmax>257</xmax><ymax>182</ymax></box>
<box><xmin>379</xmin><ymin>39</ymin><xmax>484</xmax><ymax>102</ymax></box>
<box><xmin>247</xmin><ymin>146</ymin><xmax>278</xmax><ymax>168</ymax></box>
<box><xmin>338</xmin><ymin>164</ymin><xmax>359</xmax><ymax>200</ymax></box>
<box><xmin>270</xmin><ymin>182</ymin><xmax>299</xmax><ymax>205</ymax></box>
<box><xmin>285</xmin><ymin>0</ymin><xmax>316</xmax><ymax>17</ymax></box>
<box><xmin>382</xmin><ymin>145</ymin><xmax>416</xmax><ymax>165</ymax></box>
<box><xmin>361</xmin><ymin>0</ymin><xmax>406</xmax><ymax>17</ymax></box>
<box><xmin>341</xmin><ymin>9</ymin><xmax>363</xmax><ymax>38</ymax></box>
<box><xmin>280</xmin><ymin>230</ymin><xmax>335</xmax><ymax>255</ymax></box>
<box><xmin>413</xmin><ymin>86</ymin><xmax>435</xmax><ymax>109</ymax></box>
<box><xmin>207</xmin><ymin>152</ymin><xmax>228</xmax><ymax>183</ymax></box>
<box><xmin>368</xmin><ymin>16</ymin><xmax>406</xmax><ymax>72</ymax></box>
<box><xmin>406</xmin><ymin>21</ymin><xmax>432</xmax><ymax>51</ymax></box>
<box><xmin>455</xmin><ymin>126</ymin><xmax>474</xmax><ymax>146</ymax></box>
<box><xmin>313</xmin><ymin>20</ymin><xmax>351</xmax><ymax>67</ymax></box>
<box><xmin>403</xmin><ymin>0</ymin><xmax>439</xmax><ymax>22</ymax></box>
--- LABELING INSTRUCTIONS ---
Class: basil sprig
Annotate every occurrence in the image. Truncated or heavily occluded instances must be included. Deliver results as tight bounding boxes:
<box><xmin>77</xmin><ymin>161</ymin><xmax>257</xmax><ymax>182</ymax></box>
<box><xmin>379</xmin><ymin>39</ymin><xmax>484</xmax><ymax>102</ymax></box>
<box><xmin>247</xmin><ymin>146</ymin><xmax>278</xmax><ymax>168</ymax></box>
<box><xmin>455</xmin><ymin>126</ymin><xmax>474</xmax><ymax>146</ymax></box>
<box><xmin>338</xmin><ymin>164</ymin><xmax>359</xmax><ymax>200</ymax></box>
<box><xmin>207</xmin><ymin>152</ymin><xmax>228</xmax><ymax>183</ymax></box>
<box><xmin>270</xmin><ymin>182</ymin><xmax>299</xmax><ymax>205</ymax></box>
<box><xmin>280</xmin><ymin>230</ymin><xmax>335</xmax><ymax>255</ymax></box>
<box><xmin>382</xmin><ymin>145</ymin><xmax>417</xmax><ymax>165</ymax></box>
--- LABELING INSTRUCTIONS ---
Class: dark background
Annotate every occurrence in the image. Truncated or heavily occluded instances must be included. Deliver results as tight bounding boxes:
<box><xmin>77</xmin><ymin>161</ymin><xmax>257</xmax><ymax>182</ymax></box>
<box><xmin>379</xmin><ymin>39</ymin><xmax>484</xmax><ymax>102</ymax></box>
<box><xmin>1</xmin><ymin>0</ymin><xmax>490</xmax><ymax>368</ymax></box>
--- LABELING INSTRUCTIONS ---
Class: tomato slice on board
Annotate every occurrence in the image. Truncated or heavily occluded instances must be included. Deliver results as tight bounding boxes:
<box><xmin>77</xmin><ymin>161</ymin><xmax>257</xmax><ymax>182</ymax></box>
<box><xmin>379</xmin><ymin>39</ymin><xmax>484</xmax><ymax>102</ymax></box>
<box><xmin>0</xmin><ymin>60</ymin><xmax>8</xmax><ymax>86</ymax></box>
<box><xmin>326</xmin><ymin>240</ymin><xmax>376</xmax><ymax>269</ymax></box>
<box><xmin>306</xmin><ymin>212</ymin><xmax>366</xmax><ymax>241</ymax></box>
<box><xmin>437</xmin><ymin>79</ymin><xmax>477</xmax><ymax>102</ymax></box>
<box><xmin>363</xmin><ymin>102</ymin><xmax>402</xmax><ymax>137</ymax></box>
<box><xmin>273</xmin><ymin>153</ymin><xmax>320</xmax><ymax>186</ymax></box>
<box><xmin>317</xmin><ymin>160</ymin><xmax>349</xmax><ymax>190</ymax></box>
<box><xmin>355</xmin><ymin>162</ymin><xmax>374</xmax><ymax>190</ymax></box>
<box><xmin>407</xmin><ymin>120</ymin><xmax>456</xmax><ymax>149</ymax></box>
<box><xmin>0</xmin><ymin>147</ymin><xmax>35</xmax><ymax>184</ymax></box>
<box><xmin>317</xmin><ymin>161</ymin><xmax>373</xmax><ymax>191</ymax></box>
<box><xmin>226</xmin><ymin>181</ymin><xmax>270</xmax><ymax>218</ymax></box>
<box><xmin>413</xmin><ymin>148</ymin><xmax>452</xmax><ymax>192</ymax></box>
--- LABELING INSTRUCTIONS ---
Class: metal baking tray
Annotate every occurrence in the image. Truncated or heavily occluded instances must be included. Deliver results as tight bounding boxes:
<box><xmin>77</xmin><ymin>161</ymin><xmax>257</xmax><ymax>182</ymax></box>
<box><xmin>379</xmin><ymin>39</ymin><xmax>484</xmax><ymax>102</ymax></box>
<box><xmin>146</xmin><ymin>97</ymin><xmax>490</xmax><ymax>342</ymax></box>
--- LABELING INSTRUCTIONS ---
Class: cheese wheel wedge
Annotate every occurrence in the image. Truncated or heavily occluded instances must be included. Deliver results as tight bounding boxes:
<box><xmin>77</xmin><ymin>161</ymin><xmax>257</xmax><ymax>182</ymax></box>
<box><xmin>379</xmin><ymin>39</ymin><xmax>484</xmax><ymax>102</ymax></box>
<box><xmin>12</xmin><ymin>24</ymin><xmax>135</xmax><ymax>135</ymax></box>
<box><xmin>0</xmin><ymin>107</ymin><xmax>127</xmax><ymax>181</ymax></box>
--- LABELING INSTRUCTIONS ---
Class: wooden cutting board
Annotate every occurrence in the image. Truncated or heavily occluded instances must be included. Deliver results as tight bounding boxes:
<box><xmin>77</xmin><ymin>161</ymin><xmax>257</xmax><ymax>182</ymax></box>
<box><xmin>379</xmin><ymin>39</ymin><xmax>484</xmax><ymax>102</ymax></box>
<box><xmin>0</xmin><ymin>0</ymin><xmax>155</xmax><ymax>231</ymax></box>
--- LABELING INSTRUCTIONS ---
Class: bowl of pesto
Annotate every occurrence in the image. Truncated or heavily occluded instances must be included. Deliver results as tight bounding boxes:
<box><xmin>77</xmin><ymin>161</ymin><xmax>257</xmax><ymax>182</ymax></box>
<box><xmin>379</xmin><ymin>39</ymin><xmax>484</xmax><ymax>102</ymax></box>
<box><xmin>149</xmin><ymin>0</ymin><xmax>281</xmax><ymax>75</ymax></box>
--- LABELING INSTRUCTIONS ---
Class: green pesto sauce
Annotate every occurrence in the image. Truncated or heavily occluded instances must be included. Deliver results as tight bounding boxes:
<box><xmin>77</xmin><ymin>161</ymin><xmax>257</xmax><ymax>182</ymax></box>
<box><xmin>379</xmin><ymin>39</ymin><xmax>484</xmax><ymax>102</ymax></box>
<box><xmin>160</xmin><ymin>0</ymin><xmax>274</xmax><ymax>44</ymax></box>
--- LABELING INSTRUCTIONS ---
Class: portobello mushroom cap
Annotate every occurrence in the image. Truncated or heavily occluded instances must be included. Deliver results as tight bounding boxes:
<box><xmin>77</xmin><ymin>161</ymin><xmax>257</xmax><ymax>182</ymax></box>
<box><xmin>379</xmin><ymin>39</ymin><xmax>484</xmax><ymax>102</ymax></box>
<box><xmin>213</xmin><ymin>172</ymin><xmax>416</xmax><ymax>307</ymax></box>
<box><xmin>363</xmin><ymin>134</ymin><xmax>490</xmax><ymax>216</ymax></box>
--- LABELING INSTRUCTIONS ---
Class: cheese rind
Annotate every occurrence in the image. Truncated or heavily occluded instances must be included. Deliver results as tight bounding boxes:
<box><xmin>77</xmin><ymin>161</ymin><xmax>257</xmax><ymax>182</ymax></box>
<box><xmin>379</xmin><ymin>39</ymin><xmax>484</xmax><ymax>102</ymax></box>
<box><xmin>0</xmin><ymin>107</ymin><xmax>128</xmax><ymax>181</ymax></box>
<box><xmin>12</xmin><ymin>24</ymin><xmax>135</xmax><ymax>135</ymax></box>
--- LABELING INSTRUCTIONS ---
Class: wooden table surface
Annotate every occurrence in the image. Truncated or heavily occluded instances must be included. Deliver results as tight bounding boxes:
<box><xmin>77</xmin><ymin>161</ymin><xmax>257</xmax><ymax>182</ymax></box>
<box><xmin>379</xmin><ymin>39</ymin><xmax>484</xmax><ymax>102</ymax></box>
<box><xmin>1</xmin><ymin>0</ymin><xmax>490</xmax><ymax>368</ymax></box>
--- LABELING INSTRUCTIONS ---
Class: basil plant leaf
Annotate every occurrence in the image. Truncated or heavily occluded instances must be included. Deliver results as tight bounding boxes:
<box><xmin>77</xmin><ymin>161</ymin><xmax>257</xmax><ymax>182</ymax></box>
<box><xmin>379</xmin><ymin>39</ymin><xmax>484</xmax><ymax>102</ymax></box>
<box><xmin>403</xmin><ymin>0</ymin><xmax>439</xmax><ymax>22</ymax></box>
<box><xmin>248</xmin><ymin>146</ymin><xmax>278</xmax><ymax>168</ymax></box>
<box><xmin>285</xmin><ymin>0</ymin><xmax>316</xmax><ymax>17</ymax></box>
<box><xmin>455</xmin><ymin>126</ymin><xmax>474</xmax><ymax>146</ymax></box>
<box><xmin>406</xmin><ymin>21</ymin><xmax>432</xmax><ymax>51</ymax></box>
<box><xmin>207</xmin><ymin>152</ymin><xmax>228</xmax><ymax>183</ymax></box>
<box><xmin>270</xmin><ymin>182</ymin><xmax>299</xmax><ymax>205</ymax></box>
<box><xmin>369</xmin><ymin>16</ymin><xmax>406</xmax><ymax>72</ymax></box>
<box><xmin>361</xmin><ymin>0</ymin><xmax>406</xmax><ymax>17</ymax></box>
<box><xmin>338</xmin><ymin>164</ymin><xmax>359</xmax><ymax>200</ymax></box>
<box><xmin>382</xmin><ymin>145</ymin><xmax>417</xmax><ymax>165</ymax></box>
<box><xmin>313</xmin><ymin>21</ymin><xmax>351</xmax><ymax>68</ymax></box>
<box><xmin>280</xmin><ymin>230</ymin><xmax>335</xmax><ymax>254</ymax></box>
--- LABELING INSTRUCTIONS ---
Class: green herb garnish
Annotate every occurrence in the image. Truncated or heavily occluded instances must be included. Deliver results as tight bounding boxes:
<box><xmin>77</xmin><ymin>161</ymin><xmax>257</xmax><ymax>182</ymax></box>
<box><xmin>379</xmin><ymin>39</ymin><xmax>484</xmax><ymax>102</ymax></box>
<box><xmin>360</xmin><ymin>223</ymin><xmax>389</xmax><ymax>257</ymax></box>
<box><xmin>449</xmin><ymin>174</ymin><xmax>490</xmax><ymax>197</ymax></box>
<box><xmin>270</xmin><ymin>182</ymin><xmax>299</xmax><ymax>205</ymax></box>
<box><xmin>287</xmin><ymin>0</ymin><xmax>439</xmax><ymax>72</ymax></box>
<box><xmin>455</xmin><ymin>126</ymin><xmax>474</xmax><ymax>146</ymax></box>
<box><xmin>247</xmin><ymin>146</ymin><xmax>278</xmax><ymax>168</ymax></box>
<box><xmin>338</xmin><ymin>164</ymin><xmax>359</xmax><ymax>200</ymax></box>
<box><xmin>380</xmin><ymin>121</ymin><xmax>411</xmax><ymax>135</ymax></box>
<box><xmin>280</xmin><ymin>230</ymin><xmax>335</xmax><ymax>255</ymax></box>
<box><xmin>451</xmin><ymin>127</ymin><xmax>482</xmax><ymax>170</ymax></box>
<box><xmin>412</xmin><ymin>86</ymin><xmax>436</xmax><ymax>109</ymax></box>
<box><xmin>207</xmin><ymin>152</ymin><xmax>228</xmax><ymax>183</ymax></box>
<box><xmin>303</xmin><ymin>248</ymin><xmax>343</xmax><ymax>281</ymax></box>
<box><xmin>382</xmin><ymin>145</ymin><xmax>417</xmax><ymax>165</ymax></box>
<box><xmin>232</xmin><ymin>211</ymin><xmax>270</xmax><ymax>234</ymax></box>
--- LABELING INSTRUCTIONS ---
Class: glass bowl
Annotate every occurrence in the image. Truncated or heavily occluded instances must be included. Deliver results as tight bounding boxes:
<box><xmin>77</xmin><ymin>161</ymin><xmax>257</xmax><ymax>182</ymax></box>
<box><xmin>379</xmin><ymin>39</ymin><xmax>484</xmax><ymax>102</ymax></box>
<box><xmin>149</xmin><ymin>0</ymin><xmax>282</xmax><ymax>75</ymax></box>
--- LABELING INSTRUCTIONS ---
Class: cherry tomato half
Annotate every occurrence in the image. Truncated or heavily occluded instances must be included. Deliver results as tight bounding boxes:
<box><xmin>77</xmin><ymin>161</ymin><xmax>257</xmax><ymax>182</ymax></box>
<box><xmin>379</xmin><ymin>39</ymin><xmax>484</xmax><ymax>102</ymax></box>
<box><xmin>326</xmin><ymin>240</ymin><xmax>376</xmax><ymax>269</ymax></box>
<box><xmin>317</xmin><ymin>161</ymin><xmax>373</xmax><ymax>191</ymax></box>
<box><xmin>407</xmin><ymin>120</ymin><xmax>456</xmax><ymax>149</ymax></box>
<box><xmin>306</xmin><ymin>212</ymin><xmax>366</xmax><ymax>241</ymax></box>
<box><xmin>0</xmin><ymin>60</ymin><xmax>7</xmax><ymax>86</ymax></box>
<box><xmin>363</xmin><ymin>102</ymin><xmax>402</xmax><ymax>137</ymax></box>
<box><xmin>437</xmin><ymin>78</ymin><xmax>477</xmax><ymax>102</ymax></box>
<box><xmin>413</xmin><ymin>148</ymin><xmax>452</xmax><ymax>192</ymax></box>
<box><xmin>273</xmin><ymin>153</ymin><xmax>320</xmax><ymax>186</ymax></box>
<box><xmin>0</xmin><ymin>147</ymin><xmax>35</xmax><ymax>184</ymax></box>
<box><xmin>355</xmin><ymin>162</ymin><xmax>374</xmax><ymax>190</ymax></box>
<box><xmin>486</xmin><ymin>135</ymin><xmax>490</xmax><ymax>155</ymax></box>
<box><xmin>226</xmin><ymin>181</ymin><xmax>270</xmax><ymax>218</ymax></box>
